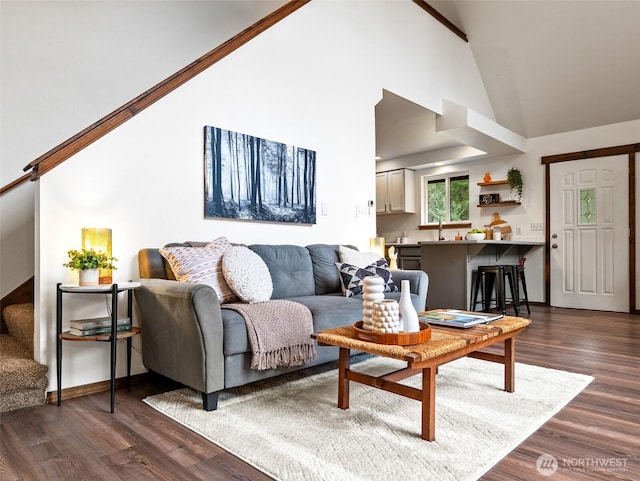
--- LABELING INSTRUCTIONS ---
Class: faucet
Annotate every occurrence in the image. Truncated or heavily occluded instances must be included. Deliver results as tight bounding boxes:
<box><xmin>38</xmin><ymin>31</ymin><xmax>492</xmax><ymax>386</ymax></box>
<box><xmin>438</xmin><ymin>220</ymin><xmax>445</xmax><ymax>241</ymax></box>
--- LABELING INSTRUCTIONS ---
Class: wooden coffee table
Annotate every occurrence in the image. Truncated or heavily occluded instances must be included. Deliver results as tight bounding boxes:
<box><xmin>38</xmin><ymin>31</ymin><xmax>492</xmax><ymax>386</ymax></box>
<box><xmin>313</xmin><ymin>315</ymin><xmax>531</xmax><ymax>441</ymax></box>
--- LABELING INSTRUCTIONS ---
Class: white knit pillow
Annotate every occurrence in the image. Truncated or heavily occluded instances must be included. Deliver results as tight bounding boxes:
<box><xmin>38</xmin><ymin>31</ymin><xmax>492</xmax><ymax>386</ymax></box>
<box><xmin>222</xmin><ymin>246</ymin><xmax>273</xmax><ymax>303</ymax></box>
<box><xmin>339</xmin><ymin>245</ymin><xmax>381</xmax><ymax>268</ymax></box>
<box><xmin>159</xmin><ymin>236</ymin><xmax>238</xmax><ymax>304</ymax></box>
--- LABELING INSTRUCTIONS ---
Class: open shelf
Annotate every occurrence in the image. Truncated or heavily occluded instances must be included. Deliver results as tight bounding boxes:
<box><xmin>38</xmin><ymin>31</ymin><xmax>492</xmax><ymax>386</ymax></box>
<box><xmin>477</xmin><ymin>180</ymin><xmax>509</xmax><ymax>186</ymax></box>
<box><xmin>477</xmin><ymin>202</ymin><xmax>521</xmax><ymax>208</ymax></box>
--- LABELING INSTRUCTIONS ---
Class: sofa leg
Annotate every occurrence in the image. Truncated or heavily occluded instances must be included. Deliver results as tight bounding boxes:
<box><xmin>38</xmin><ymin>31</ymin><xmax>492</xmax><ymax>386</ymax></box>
<box><xmin>202</xmin><ymin>391</ymin><xmax>219</xmax><ymax>411</ymax></box>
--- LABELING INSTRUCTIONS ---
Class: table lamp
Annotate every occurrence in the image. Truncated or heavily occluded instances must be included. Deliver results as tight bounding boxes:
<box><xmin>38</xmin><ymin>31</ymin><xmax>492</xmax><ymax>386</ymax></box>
<box><xmin>369</xmin><ymin>236</ymin><xmax>385</xmax><ymax>259</ymax></box>
<box><xmin>81</xmin><ymin>227</ymin><xmax>112</xmax><ymax>284</ymax></box>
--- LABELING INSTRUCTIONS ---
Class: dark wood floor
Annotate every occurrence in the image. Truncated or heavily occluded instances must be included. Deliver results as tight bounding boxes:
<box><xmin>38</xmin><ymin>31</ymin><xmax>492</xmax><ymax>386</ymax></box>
<box><xmin>1</xmin><ymin>306</ymin><xmax>638</xmax><ymax>480</ymax></box>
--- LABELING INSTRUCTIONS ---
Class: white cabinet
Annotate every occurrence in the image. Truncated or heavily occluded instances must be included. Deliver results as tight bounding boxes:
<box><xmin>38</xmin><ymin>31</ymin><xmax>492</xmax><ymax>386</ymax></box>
<box><xmin>376</xmin><ymin>169</ymin><xmax>415</xmax><ymax>214</ymax></box>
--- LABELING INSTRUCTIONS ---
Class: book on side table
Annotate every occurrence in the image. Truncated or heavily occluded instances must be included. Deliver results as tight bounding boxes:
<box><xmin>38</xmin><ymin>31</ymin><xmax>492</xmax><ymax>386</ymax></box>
<box><xmin>420</xmin><ymin>310</ymin><xmax>504</xmax><ymax>328</ymax></box>
<box><xmin>68</xmin><ymin>316</ymin><xmax>131</xmax><ymax>337</ymax></box>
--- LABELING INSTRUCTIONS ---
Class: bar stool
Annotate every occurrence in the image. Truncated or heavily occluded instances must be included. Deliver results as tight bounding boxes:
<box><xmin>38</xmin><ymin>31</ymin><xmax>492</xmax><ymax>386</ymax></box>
<box><xmin>470</xmin><ymin>265</ymin><xmax>516</xmax><ymax>314</ymax></box>
<box><xmin>506</xmin><ymin>264</ymin><xmax>531</xmax><ymax>315</ymax></box>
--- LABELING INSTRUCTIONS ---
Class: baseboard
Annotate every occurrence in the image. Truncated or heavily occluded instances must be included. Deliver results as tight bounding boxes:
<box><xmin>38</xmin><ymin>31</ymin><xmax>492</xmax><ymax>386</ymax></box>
<box><xmin>47</xmin><ymin>373</ymin><xmax>148</xmax><ymax>404</ymax></box>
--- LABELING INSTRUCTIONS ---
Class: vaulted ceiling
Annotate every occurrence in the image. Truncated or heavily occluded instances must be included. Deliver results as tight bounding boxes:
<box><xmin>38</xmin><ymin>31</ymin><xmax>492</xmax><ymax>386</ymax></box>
<box><xmin>436</xmin><ymin>0</ymin><xmax>640</xmax><ymax>138</ymax></box>
<box><xmin>376</xmin><ymin>0</ymin><xmax>640</xmax><ymax>161</ymax></box>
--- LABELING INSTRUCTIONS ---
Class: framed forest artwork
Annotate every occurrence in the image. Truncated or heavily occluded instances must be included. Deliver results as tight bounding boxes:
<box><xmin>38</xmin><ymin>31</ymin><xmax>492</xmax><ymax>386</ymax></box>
<box><xmin>204</xmin><ymin>126</ymin><xmax>317</xmax><ymax>224</ymax></box>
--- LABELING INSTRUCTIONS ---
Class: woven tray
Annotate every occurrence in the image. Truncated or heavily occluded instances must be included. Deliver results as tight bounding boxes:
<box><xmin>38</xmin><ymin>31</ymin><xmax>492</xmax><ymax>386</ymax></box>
<box><xmin>353</xmin><ymin>321</ymin><xmax>432</xmax><ymax>345</ymax></box>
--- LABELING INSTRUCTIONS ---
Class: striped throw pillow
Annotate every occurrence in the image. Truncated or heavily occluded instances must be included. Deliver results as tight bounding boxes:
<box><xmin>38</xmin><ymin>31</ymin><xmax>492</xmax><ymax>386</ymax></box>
<box><xmin>159</xmin><ymin>236</ymin><xmax>238</xmax><ymax>304</ymax></box>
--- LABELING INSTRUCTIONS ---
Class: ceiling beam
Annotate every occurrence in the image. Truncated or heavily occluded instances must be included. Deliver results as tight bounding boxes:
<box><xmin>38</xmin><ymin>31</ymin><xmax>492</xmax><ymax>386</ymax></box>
<box><xmin>412</xmin><ymin>0</ymin><xmax>468</xmax><ymax>42</ymax></box>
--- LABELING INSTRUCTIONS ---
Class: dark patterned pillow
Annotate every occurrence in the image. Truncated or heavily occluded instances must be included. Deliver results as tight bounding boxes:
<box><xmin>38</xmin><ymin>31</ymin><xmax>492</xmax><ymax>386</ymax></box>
<box><xmin>336</xmin><ymin>258</ymin><xmax>398</xmax><ymax>297</ymax></box>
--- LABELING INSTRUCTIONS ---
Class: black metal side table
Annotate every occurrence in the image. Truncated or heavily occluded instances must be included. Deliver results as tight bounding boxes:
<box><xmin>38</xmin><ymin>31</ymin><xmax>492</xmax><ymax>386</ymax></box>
<box><xmin>56</xmin><ymin>281</ymin><xmax>141</xmax><ymax>413</ymax></box>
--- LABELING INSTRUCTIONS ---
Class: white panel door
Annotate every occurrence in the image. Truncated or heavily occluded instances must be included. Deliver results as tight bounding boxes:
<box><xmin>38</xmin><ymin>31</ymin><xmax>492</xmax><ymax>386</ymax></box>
<box><xmin>550</xmin><ymin>155</ymin><xmax>629</xmax><ymax>311</ymax></box>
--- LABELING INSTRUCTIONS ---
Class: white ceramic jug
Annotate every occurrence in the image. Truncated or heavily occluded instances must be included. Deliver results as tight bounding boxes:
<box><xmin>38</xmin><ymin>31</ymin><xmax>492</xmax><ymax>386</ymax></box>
<box><xmin>399</xmin><ymin>279</ymin><xmax>420</xmax><ymax>332</ymax></box>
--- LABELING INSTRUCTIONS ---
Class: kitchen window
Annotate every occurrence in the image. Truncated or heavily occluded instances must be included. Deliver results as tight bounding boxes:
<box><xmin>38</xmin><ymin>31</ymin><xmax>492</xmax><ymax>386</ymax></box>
<box><xmin>423</xmin><ymin>173</ymin><xmax>469</xmax><ymax>224</ymax></box>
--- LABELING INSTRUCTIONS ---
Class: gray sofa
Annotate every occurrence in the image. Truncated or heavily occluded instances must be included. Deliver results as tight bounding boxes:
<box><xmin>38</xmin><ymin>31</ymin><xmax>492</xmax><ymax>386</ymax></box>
<box><xmin>136</xmin><ymin>243</ymin><xmax>429</xmax><ymax>410</ymax></box>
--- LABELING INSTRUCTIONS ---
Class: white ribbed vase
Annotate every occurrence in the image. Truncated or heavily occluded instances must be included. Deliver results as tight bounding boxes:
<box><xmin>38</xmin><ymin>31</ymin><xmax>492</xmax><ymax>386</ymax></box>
<box><xmin>361</xmin><ymin>276</ymin><xmax>385</xmax><ymax>331</ymax></box>
<box><xmin>399</xmin><ymin>279</ymin><xmax>420</xmax><ymax>332</ymax></box>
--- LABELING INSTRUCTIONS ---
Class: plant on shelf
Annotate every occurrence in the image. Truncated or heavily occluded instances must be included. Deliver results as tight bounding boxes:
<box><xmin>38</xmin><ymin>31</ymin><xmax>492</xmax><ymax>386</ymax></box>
<box><xmin>507</xmin><ymin>168</ymin><xmax>523</xmax><ymax>201</ymax></box>
<box><xmin>64</xmin><ymin>249</ymin><xmax>117</xmax><ymax>271</ymax></box>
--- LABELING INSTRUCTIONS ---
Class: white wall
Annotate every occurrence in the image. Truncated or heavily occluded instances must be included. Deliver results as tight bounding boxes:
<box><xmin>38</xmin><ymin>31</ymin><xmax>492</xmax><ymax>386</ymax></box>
<box><xmin>0</xmin><ymin>0</ymin><xmax>285</xmax><ymax>299</ymax></box>
<box><xmin>376</xmin><ymin>119</ymin><xmax>640</xmax><ymax>305</ymax></box>
<box><xmin>33</xmin><ymin>0</ymin><xmax>496</xmax><ymax>391</ymax></box>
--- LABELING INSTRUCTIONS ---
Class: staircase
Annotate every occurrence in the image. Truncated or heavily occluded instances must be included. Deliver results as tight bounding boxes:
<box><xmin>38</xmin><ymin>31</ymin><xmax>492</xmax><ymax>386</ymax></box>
<box><xmin>0</xmin><ymin>303</ymin><xmax>48</xmax><ymax>412</ymax></box>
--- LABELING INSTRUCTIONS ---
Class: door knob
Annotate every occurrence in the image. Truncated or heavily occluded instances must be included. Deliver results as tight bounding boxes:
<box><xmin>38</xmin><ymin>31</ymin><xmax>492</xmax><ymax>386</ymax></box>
<box><xmin>552</xmin><ymin>243</ymin><xmax>558</xmax><ymax>249</ymax></box>
<box><xmin>552</xmin><ymin>233</ymin><xmax>558</xmax><ymax>239</ymax></box>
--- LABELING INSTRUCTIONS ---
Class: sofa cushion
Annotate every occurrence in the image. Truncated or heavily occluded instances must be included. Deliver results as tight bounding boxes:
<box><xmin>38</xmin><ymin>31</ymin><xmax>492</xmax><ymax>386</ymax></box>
<box><xmin>306</xmin><ymin>244</ymin><xmax>347</xmax><ymax>295</ymax></box>
<box><xmin>248</xmin><ymin>245</ymin><xmax>315</xmax><ymax>299</ymax></box>
<box><xmin>289</xmin><ymin>295</ymin><xmax>365</xmax><ymax>332</ymax></box>
<box><xmin>222</xmin><ymin>295</ymin><xmax>364</xmax><ymax>356</ymax></box>
<box><xmin>221</xmin><ymin>308</ymin><xmax>250</xmax><ymax>356</ymax></box>
<box><xmin>336</xmin><ymin>259</ymin><xmax>398</xmax><ymax>297</ymax></box>
<box><xmin>159</xmin><ymin>238</ymin><xmax>238</xmax><ymax>303</ymax></box>
<box><xmin>222</xmin><ymin>246</ymin><xmax>273</xmax><ymax>303</ymax></box>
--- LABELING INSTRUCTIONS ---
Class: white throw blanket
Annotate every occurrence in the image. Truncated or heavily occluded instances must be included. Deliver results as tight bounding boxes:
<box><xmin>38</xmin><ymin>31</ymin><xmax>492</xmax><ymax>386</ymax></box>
<box><xmin>222</xmin><ymin>300</ymin><xmax>317</xmax><ymax>370</ymax></box>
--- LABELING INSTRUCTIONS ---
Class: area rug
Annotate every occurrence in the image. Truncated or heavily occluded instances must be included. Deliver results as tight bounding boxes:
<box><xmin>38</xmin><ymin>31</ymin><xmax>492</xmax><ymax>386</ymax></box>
<box><xmin>144</xmin><ymin>357</ymin><xmax>593</xmax><ymax>481</ymax></box>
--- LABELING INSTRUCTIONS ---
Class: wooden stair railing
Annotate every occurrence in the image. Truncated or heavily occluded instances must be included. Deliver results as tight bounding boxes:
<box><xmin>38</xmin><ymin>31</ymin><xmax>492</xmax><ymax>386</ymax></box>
<box><xmin>0</xmin><ymin>173</ymin><xmax>31</xmax><ymax>196</ymax></box>
<box><xmin>0</xmin><ymin>0</ymin><xmax>309</xmax><ymax>197</ymax></box>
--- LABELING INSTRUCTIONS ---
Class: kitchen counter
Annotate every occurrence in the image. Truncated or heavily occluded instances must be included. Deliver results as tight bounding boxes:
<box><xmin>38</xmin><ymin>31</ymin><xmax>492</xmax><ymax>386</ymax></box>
<box><xmin>417</xmin><ymin>240</ymin><xmax>544</xmax><ymax>245</ymax></box>
<box><xmin>415</xmin><ymin>240</ymin><xmax>544</xmax><ymax>311</ymax></box>
<box><xmin>387</xmin><ymin>240</ymin><xmax>543</xmax><ymax>248</ymax></box>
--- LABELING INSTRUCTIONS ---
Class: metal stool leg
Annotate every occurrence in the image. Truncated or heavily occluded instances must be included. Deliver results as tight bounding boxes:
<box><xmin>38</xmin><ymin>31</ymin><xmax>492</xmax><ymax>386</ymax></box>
<box><xmin>472</xmin><ymin>269</ymin><xmax>489</xmax><ymax>312</ymax></box>
<box><xmin>505</xmin><ymin>267</ymin><xmax>519</xmax><ymax>316</ymax></box>
<box><xmin>518</xmin><ymin>266</ymin><xmax>531</xmax><ymax>314</ymax></box>
<box><xmin>470</xmin><ymin>270</ymin><xmax>479</xmax><ymax>311</ymax></box>
<box><xmin>483</xmin><ymin>272</ymin><xmax>495</xmax><ymax>312</ymax></box>
<box><xmin>495</xmin><ymin>267</ymin><xmax>507</xmax><ymax>315</ymax></box>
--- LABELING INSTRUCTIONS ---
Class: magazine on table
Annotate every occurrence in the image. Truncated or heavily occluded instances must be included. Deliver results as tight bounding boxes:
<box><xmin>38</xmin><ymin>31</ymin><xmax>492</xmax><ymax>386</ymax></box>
<box><xmin>419</xmin><ymin>309</ymin><xmax>504</xmax><ymax>328</ymax></box>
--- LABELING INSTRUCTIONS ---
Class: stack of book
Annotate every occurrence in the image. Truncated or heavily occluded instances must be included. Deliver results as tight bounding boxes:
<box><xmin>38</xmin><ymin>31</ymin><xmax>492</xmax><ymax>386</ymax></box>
<box><xmin>68</xmin><ymin>316</ymin><xmax>131</xmax><ymax>337</ymax></box>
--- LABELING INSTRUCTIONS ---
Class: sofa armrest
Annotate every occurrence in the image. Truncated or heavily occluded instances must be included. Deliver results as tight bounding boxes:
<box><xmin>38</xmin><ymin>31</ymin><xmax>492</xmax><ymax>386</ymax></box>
<box><xmin>135</xmin><ymin>278</ymin><xmax>224</xmax><ymax>394</ymax></box>
<box><xmin>391</xmin><ymin>270</ymin><xmax>429</xmax><ymax>311</ymax></box>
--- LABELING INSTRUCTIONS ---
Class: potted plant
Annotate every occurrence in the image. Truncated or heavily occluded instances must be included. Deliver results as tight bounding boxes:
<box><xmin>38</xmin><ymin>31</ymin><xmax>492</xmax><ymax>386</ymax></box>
<box><xmin>507</xmin><ymin>168</ymin><xmax>523</xmax><ymax>201</ymax></box>
<box><xmin>64</xmin><ymin>249</ymin><xmax>117</xmax><ymax>286</ymax></box>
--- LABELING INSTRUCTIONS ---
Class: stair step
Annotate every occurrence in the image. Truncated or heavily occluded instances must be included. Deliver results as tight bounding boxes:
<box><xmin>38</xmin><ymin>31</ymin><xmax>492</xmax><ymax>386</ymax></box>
<box><xmin>3</xmin><ymin>303</ymin><xmax>35</xmax><ymax>354</ymax></box>
<box><xmin>1</xmin><ymin>303</ymin><xmax>47</xmax><ymax>412</ymax></box>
